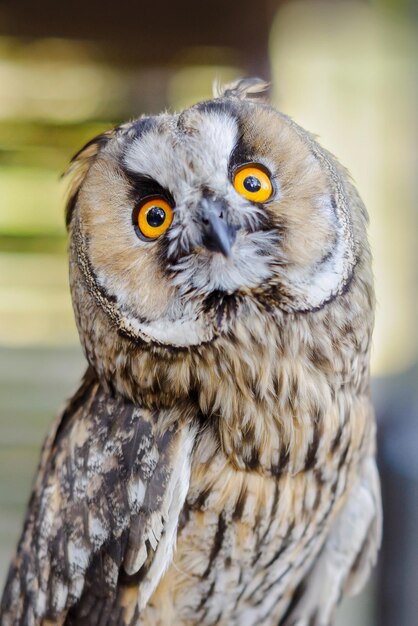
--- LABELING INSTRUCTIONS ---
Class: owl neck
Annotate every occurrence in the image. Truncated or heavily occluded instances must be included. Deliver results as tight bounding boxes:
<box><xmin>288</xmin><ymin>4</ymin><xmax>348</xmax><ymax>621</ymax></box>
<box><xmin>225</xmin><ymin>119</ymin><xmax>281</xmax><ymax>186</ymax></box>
<box><xmin>83</xmin><ymin>289</ymin><xmax>372</xmax><ymax>477</ymax></box>
<box><xmin>72</xmin><ymin>240</ymin><xmax>374</xmax><ymax>476</ymax></box>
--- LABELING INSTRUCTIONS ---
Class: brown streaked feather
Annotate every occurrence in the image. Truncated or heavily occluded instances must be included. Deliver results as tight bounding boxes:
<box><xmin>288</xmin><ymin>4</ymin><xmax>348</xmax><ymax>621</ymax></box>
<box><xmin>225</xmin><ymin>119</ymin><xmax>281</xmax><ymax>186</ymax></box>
<box><xmin>0</xmin><ymin>372</ymin><xmax>196</xmax><ymax>626</ymax></box>
<box><xmin>278</xmin><ymin>456</ymin><xmax>381</xmax><ymax>626</ymax></box>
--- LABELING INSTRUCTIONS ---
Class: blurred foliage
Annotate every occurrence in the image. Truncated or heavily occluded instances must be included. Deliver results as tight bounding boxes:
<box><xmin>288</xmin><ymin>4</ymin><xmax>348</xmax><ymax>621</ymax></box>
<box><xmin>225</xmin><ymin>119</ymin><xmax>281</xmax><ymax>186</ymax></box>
<box><xmin>0</xmin><ymin>117</ymin><xmax>112</xmax><ymax>343</ymax></box>
<box><xmin>0</xmin><ymin>121</ymin><xmax>109</xmax><ymax>236</ymax></box>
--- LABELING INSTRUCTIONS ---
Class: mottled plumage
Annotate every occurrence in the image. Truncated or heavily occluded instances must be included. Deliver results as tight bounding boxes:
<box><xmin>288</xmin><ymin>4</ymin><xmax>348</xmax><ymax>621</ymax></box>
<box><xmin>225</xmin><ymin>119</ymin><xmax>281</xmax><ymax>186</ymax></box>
<box><xmin>0</xmin><ymin>78</ymin><xmax>381</xmax><ymax>626</ymax></box>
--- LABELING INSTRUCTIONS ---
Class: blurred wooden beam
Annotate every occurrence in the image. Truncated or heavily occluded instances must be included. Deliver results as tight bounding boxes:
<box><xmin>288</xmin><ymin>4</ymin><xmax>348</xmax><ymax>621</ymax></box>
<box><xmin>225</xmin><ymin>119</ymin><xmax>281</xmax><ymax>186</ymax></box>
<box><xmin>0</xmin><ymin>0</ymin><xmax>282</xmax><ymax>74</ymax></box>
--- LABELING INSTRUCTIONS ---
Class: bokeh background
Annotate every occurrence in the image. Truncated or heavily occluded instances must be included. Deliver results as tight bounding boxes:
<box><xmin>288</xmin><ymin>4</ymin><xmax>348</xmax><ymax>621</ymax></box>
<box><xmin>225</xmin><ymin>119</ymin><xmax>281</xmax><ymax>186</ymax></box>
<box><xmin>0</xmin><ymin>0</ymin><xmax>417</xmax><ymax>624</ymax></box>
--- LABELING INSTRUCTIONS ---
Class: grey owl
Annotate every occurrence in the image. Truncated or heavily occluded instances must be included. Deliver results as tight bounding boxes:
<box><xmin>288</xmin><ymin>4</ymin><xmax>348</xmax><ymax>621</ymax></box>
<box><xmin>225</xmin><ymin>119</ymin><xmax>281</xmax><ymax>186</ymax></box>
<box><xmin>0</xmin><ymin>78</ymin><xmax>381</xmax><ymax>626</ymax></box>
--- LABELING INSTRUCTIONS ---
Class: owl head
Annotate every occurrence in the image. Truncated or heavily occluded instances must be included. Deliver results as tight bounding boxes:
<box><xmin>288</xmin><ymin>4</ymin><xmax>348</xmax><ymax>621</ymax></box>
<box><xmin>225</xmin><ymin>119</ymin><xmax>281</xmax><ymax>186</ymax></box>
<box><xmin>66</xmin><ymin>78</ymin><xmax>370</xmax><ymax>384</ymax></box>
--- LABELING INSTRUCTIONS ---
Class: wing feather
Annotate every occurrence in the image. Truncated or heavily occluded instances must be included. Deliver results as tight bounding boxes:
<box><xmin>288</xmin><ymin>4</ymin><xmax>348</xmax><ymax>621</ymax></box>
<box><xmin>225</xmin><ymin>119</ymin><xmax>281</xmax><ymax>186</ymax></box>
<box><xmin>0</xmin><ymin>369</ymin><xmax>196</xmax><ymax>626</ymax></box>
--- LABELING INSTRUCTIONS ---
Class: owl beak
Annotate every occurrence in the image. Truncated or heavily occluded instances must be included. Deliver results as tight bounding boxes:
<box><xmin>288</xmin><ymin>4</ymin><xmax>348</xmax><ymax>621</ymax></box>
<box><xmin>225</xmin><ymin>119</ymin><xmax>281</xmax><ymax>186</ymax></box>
<box><xmin>201</xmin><ymin>203</ymin><xmax>237</xmax><ymax>257</ymax></box>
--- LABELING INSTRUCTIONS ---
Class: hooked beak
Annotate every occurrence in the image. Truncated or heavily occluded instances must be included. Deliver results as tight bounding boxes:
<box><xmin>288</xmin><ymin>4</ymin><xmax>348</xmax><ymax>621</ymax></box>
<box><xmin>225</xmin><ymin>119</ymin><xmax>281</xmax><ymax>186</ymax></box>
<box><xmin>201</xmin><ymin>200</ymin><xmax>237</xmax><ymax>257</ymax></box>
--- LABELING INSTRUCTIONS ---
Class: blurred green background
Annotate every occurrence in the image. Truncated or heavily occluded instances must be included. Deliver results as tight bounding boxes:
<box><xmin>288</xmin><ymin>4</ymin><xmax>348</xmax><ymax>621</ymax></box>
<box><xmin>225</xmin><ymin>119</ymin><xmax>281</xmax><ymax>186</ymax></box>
<box><xmin>0</xmin><ymin>1</ymin><xmax>417</xmax><ymax>624</ymax></box>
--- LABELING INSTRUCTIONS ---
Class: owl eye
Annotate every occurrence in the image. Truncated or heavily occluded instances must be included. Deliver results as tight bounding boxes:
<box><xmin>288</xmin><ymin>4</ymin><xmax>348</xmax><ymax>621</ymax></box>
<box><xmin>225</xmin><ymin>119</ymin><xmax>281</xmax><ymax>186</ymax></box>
<box><xmin>134</xmin><ymin>196</ymin><xmax>173</xmax><ymax>240</ymax></box>
<box><xmin>233</xmin><ymin>164</ymin><xmax>273</xmax><ymax>203</ymax></box>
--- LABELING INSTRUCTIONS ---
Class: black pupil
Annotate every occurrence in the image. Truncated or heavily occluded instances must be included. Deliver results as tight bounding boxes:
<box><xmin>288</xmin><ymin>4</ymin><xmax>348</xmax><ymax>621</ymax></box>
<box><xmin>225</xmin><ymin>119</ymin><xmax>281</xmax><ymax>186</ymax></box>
<box><xmin>147</xmin><ymin>206</ymin><xmax>166</xmax><ymax>227</ymax></box>
<box><xmin>243</xmin><ymin>175</ymin><xmax>261</xmax><ymax>193</ymax></box>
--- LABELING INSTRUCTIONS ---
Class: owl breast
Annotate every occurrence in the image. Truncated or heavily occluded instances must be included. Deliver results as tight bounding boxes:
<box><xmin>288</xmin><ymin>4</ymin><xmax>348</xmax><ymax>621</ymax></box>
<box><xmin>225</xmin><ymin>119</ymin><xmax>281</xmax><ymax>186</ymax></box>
<box><xmin>140</xmin><ymin>406</ymin><xmax>367</xmax><ymax>626</ymax></box>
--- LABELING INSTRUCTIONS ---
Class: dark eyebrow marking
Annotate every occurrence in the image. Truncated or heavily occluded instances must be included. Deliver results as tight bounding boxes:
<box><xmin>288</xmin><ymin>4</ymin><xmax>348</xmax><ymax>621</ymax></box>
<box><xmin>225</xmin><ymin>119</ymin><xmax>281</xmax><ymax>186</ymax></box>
<box><xmin>119</xmin><ymin>117</ymin><xmax>174</xmax><ymax>203</ymax></box>
<box><xmin>123</xmin><ymin>171</ymin><xmax>175</xmax><ymax>208</ymax></box>
<box><xmin>228</xmin><ymin>135</ymin><xmax>255</xmax><ymax>177</ymax></box>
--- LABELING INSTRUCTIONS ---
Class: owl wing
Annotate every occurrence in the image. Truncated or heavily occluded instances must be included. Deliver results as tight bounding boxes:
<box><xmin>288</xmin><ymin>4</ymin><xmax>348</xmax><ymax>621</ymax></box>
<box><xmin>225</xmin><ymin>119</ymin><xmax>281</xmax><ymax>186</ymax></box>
<box><xmin>279</xmin><ymin>455</ymin><xmax>382</xmax><ymax>626</ymax></box>
<box><xmin>0</xmin><ymin>368</ymin><xmax>196</xmax><ymax>626</ymax></box>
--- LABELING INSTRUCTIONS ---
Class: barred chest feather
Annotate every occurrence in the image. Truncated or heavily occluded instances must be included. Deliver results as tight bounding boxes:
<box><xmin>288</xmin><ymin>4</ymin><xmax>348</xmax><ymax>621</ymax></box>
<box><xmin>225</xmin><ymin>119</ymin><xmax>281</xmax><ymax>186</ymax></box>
<box><xmin>142</xmin><ymin>392</ymin><xmax>372</xmax><ymax>626</ymax></box>
<box><xmin>140</xmin><ymin>307</ymin><xmax>373</xmax><ymax>624</ymax></box>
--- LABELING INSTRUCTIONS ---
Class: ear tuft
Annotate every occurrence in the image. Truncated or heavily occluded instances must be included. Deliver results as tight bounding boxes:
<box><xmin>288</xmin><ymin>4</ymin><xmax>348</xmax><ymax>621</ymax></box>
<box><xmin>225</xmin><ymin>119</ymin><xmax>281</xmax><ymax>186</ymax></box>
<box><xmin>63</xmin><ymin>128</ymin><xmax>115</xmax><ymax>228</ymax></box>
<box><xmin>213</xmin><ymin>77</ymin><xmax>270</xmax><ymax>102</ymax></box>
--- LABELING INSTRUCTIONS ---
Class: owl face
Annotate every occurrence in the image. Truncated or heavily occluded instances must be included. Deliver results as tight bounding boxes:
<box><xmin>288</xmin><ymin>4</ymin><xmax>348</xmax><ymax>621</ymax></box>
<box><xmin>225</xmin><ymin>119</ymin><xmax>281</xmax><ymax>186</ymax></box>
<box><xmin>68</xmin><ymin>84</ymin><xmax>357</xmax><ymax>348</ymax></box>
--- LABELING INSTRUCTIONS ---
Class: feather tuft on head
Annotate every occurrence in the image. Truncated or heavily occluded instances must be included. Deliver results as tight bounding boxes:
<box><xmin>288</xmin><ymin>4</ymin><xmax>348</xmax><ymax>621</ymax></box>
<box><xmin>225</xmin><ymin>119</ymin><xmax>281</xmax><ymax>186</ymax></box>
<box><xmin>213</xmin><ymin>77</ymin><xmax>271</xmax><ymax>102</ymax></box>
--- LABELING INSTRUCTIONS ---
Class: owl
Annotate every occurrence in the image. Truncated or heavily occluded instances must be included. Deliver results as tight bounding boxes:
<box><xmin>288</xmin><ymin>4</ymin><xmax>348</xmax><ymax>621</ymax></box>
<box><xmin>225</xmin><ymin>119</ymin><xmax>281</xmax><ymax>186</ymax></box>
<box><xmin>0</xmin><ymin>78</ymin><xmax>381</xmax><ymax>626</ymax></box>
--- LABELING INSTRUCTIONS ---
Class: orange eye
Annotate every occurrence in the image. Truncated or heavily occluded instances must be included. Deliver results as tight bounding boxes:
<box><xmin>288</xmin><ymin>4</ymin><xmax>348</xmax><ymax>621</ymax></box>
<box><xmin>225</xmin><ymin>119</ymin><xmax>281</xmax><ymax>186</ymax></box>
<box><xmin>136</xmin><ymin>197</ymin><xmax>173</xmax><ymax>240</ymax></box>
<box><xmin>233</xmin><ymin>164</ymin><xmax>273</xmax><ymax>203</ymax></box>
